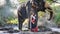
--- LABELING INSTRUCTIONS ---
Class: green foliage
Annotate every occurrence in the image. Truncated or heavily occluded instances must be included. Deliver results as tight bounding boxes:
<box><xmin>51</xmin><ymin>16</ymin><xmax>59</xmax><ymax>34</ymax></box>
<box><xmin>46</xmin><ymin>0</ymin><xmax>53</xmax><ymax>2</ymax></box>
<box><xmin>19</xmin><ymin>0</ymin><xmax>27</xmax><ymax>3</ymax></box>
<box><xmin>7</xmin><ymin>15</ymin><xmax>15</xmax><ymax>21</ymax></box>
<box><xmin>54</xmin><ymin>13</ymin><xmax>60</xmax><ymax>23</ymax></box>
<box><xmin>7</xmin><ymin>15</ymin><xmax>18</xmax><ymax>24</ymax></box>
<box><xmin>46</xmin><ymin>0</ymin><xmax>53</xmax><ymax>4</ymax></box>
<box><xmin>0</xmin><ymin>17</ymin><xmax>6</xmax><ymax>26</ymax></box>
<box><xmin>53</xmin><ymin>6</ymin><xmax>60</xmax><ymax>25</ymax></box>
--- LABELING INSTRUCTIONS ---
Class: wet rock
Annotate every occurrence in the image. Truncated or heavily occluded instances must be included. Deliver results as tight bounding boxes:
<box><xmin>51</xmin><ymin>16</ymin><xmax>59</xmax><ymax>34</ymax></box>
<box><xmin>50</xmin><ymin>32</ymin><xmax>60</xmax><ymax>34</ymax></box>
<box><xmin>38</xmin><ymin>26</ymin><xmax>51</xmax><ymax>32</ymax></box>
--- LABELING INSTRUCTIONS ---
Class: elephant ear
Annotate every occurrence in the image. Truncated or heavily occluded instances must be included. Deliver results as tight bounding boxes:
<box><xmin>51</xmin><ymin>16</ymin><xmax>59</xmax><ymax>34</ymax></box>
<box><xmin>45</xmin><ymin>2</ymin><xmax>50</xmax><ymax>8</ymax></box>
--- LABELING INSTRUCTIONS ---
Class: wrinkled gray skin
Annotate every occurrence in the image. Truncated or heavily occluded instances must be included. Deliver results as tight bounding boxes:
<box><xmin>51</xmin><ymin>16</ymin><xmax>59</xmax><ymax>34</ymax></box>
<box><xmin>18</xmin><ymin>0</ymin><xmax>53</xmax><ymax>30</ymax></box>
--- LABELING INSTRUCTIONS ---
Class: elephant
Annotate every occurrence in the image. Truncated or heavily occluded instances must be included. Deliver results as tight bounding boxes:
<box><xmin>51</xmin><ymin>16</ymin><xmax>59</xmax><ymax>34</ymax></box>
<box><xmin>17</xmin><ymin>0</ymin><xmax>53</xmax><ymax>30</ymax></box>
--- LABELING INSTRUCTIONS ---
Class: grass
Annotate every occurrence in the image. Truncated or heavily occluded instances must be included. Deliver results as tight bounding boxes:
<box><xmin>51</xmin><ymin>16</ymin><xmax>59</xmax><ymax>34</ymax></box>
<box><xmin>19</xmin><ymin>0</ymin><xmax>27</xmax><ymax>3</ymax></box>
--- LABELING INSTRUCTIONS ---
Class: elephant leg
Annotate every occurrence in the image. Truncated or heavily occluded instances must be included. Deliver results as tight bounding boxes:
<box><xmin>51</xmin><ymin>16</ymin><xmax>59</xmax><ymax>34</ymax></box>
<box><xmin>17</xmin><ymin>10</ymin><xmax>25</xmax><ymax>30</ymax></box>
<box><xmin>17</xmin><ymin>5</ymin><xmax>28</xmax><ymax>30</ymax></box>
<box><xmin>35</xmin><ymin>12</ymin><xmax>38</xmax><ymax>26</ymax></box>
<box><xmin>18</xmin><ymin>14</ymin><xmax>24</xmax><ymax>30</ymax></box>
